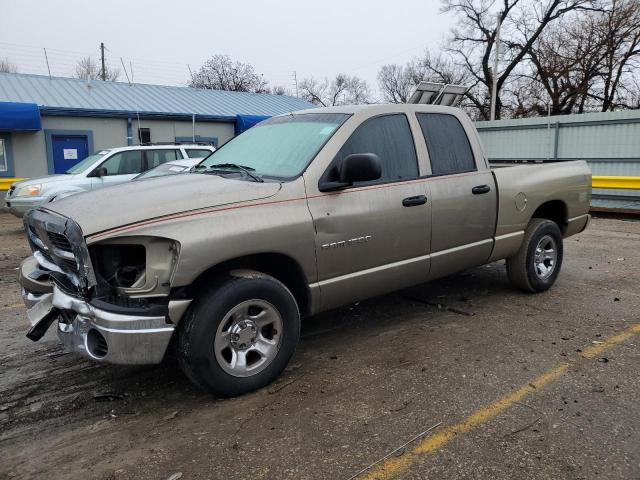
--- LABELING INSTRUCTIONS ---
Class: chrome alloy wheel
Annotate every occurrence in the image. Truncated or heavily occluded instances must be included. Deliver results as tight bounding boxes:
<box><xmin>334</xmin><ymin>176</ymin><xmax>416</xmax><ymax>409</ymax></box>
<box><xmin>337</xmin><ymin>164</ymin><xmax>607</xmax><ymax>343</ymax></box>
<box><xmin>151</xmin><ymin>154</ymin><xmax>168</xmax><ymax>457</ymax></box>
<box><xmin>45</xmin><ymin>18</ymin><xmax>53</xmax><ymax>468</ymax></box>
<box><xmin>214</xmin><ymin>299</ymin><xmax>283</xmax><ymax>377</ymax></box>
<box><xmin>533</xmin><ymin>234</ymin><xmax>557</xmax><ymax>279</ymax></box>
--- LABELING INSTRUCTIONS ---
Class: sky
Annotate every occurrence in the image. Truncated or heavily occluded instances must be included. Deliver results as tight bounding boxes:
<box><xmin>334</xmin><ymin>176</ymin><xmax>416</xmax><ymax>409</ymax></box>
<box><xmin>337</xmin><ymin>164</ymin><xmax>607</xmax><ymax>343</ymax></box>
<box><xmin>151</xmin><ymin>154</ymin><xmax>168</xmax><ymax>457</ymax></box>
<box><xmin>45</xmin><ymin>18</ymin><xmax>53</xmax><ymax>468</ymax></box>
<box><xmin>0</xmin><ymin>0</ymin><xmax>453</xmax><ymax>96</ymax></box>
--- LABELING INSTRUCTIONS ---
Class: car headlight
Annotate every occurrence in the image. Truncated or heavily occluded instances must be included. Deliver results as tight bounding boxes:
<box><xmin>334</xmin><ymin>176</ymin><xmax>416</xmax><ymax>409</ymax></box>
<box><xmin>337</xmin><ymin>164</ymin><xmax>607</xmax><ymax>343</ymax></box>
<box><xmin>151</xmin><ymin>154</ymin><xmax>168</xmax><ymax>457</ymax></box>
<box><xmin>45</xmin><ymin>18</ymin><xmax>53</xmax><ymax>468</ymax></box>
<box><xmin>15</xmin><ymin>184</ymin><xmax>42</xmax><ymax>197</ymax></box>
<box><xmin>89</xmin><ymin>237</ymin><xmax>180</xmax><ymax>297</ymax></box>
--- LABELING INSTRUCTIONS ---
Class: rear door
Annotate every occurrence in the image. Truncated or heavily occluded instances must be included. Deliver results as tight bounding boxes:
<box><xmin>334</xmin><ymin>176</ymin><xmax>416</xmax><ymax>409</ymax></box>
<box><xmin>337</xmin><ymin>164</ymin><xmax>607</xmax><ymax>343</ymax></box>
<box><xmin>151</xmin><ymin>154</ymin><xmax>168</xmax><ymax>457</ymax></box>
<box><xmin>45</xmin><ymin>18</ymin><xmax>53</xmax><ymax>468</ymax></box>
<box><xmin>144</xmin><ymin>148</ymin><xmax>182</xmax><ymax>171</ymax></box>
<box><xmin>307</xmin><ymin>113</ymin><xmax>431</xmax><ymax>310</ymax></box>
<box><xmin>415</xmin><ymin>113</ymin><xmax>497</xmax><ymax>279</ymax></box>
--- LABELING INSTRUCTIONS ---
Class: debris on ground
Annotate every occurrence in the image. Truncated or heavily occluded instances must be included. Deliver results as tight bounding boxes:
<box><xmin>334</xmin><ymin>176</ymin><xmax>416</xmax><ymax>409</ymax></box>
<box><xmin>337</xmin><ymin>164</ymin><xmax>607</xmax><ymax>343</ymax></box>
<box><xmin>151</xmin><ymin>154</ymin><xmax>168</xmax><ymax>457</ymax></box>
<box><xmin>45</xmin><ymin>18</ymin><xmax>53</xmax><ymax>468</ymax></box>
<box><xmin>163</xmin><ymin>410</ymin><xmax>179</xmax><ymax>421</ymax></box>
<box><xmin>94</xmin><ymin>392</ymin><xmax>124</xmax><ymax>402</ymax></box>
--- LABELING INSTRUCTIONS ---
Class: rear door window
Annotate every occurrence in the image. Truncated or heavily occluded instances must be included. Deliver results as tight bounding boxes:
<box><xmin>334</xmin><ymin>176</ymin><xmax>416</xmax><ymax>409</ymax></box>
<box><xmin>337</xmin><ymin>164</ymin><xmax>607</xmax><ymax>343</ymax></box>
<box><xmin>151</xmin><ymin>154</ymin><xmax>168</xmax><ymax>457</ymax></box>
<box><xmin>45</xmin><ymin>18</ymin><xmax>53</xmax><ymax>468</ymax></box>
<box><xmin>186</xmin><ymin>148</ymin><xmax>213</xmax><ymax>159</ymax></box>
<box><xmin>416</xmin><ymin>113</ymin><xmax>476</xmax><ymax>175</ymax></box>
<box><xmin>145</xmin><ymin>149</ymin><xmax>181</xmax><ymax>169</ymax></box>
<box><xmin>332</xmin><ymin>114</ymin><xmax>419</xmax><ymax>185</ymax></box>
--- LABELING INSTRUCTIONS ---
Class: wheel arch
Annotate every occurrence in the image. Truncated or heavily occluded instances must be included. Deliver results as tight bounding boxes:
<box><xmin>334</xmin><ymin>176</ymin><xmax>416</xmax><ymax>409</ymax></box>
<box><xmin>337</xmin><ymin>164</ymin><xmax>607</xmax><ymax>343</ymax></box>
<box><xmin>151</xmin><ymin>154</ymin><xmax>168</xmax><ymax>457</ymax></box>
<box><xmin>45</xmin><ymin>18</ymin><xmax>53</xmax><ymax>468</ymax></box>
<box><xmin>530</xmin><ymin>200</ymin><xmax>568</xmax><ymax>233</ymax></box>
<box><xmin>182</xmin><ymin>253</ymin><xmax>311</xmax><ymax>317</ymax></box>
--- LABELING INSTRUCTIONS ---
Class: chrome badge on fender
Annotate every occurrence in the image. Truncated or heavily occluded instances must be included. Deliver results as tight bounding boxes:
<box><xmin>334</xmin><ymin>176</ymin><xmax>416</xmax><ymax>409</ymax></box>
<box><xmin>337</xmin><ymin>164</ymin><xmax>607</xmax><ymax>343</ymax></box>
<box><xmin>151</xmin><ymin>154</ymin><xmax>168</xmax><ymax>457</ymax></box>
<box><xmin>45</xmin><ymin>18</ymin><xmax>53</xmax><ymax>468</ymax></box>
<box><xmin>321</xmin><ymin>235</ymin><xmax>372</xmax><ymax>251</ymax></box>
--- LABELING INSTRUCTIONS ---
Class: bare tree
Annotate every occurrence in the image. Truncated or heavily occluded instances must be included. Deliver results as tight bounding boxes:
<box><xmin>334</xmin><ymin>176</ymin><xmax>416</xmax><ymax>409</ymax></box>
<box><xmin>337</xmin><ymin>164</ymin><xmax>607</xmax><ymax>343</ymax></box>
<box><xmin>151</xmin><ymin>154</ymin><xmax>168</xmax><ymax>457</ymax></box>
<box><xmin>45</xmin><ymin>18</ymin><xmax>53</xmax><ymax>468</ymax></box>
<box><xmin>441</xmin><ymin>0</ymin><xmax>598</xmax><ymax>119</ymax></box>
<box><xmin>593</xmin><ymin>0</ymin><xmax>640</xmax><ymax>111</ymax></box>
<box><xmin>270</xmin><ymin>85</ymin><xmax>290</xmax><ymax>96</ymax></box>
<box><xmin>0</xmin><ymin>57</ymin><xmax>18</xmax><ymax>73</ymax></box>
<box><xmin>299</xmin><ymin>74</ymin><xmax>372</xmax><ymax>106</ymax></box>
<box><xmin>190</xmin><ymin>55</ymin><xmax>268</xmax><ymax>93</ymax></box>
<box><xmin>522</xmin><ymin>20</ymin><xmax>603</xmax><ymax>115</ymax></box>
<box><xmin>74</xmin><ymin>56</ymin><xmax>120</xmax><ymax>81</ymax></box>
<box><xmin>377</xmin><ymin>64</ymin><xmax>413</xmax><ymax>103</ymax></box>
<box><xmin>377</xmin><ymin>51</ymin><xmax>484</xmax><ymax>117</ymax></box>
<box><xmin>515</xmin><ymin>0</ymin><xmax>640</xmax><ymax>115</ymax></box>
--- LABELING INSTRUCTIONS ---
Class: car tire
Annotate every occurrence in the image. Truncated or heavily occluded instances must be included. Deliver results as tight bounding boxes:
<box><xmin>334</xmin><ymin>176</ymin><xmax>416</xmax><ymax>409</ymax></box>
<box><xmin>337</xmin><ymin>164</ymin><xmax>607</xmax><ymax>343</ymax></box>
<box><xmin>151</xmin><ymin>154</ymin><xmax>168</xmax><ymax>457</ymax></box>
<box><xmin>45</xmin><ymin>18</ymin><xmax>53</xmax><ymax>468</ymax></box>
<box><xmin>506</xmin><ymin>218</ymin><xmax>564</xmax><ymax>293</ymax></box>
<box><xmin>177</xmin><ymin>271</ymin><xmax>300</xmax><ymax>397</ymax></box>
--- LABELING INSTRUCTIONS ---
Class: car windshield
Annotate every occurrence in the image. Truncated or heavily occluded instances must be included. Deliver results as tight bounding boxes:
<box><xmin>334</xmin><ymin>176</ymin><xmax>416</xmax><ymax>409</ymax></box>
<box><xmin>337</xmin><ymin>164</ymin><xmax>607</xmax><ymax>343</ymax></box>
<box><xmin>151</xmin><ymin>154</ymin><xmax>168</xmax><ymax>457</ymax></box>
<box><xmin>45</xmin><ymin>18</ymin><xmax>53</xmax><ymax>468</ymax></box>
<box><xmin>198</xmin><ymin>113</ymin><xmax>348</xmax><ymax>180</ymax></box>
<box><xmin>65</xmin><ymin>151</ymin><xmax>110</xmax><ymax>174</ymax></box>
<box><xmin>134</xmin><ymin>162</ymin><xmax>190</xmax><ymax>180</ymax></box>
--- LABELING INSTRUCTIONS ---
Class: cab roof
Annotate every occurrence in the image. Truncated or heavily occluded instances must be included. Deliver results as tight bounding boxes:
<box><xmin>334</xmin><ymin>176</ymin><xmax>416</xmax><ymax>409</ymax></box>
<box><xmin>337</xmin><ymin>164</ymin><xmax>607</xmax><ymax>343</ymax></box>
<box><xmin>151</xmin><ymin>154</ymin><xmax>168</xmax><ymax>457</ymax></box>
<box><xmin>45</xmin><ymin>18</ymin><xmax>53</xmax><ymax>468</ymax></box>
<box><xmin>289</xmin><ymin>103</ymin><xmax>463</xmax><ymax>116</ymax></box>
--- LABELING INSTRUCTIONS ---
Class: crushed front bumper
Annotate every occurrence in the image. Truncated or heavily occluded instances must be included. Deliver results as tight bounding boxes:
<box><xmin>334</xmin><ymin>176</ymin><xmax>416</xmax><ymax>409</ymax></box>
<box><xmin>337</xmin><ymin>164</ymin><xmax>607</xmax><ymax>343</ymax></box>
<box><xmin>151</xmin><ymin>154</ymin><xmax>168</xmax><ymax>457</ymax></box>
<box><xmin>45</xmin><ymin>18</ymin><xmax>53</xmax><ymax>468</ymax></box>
<box><xmin>24</xmin><ymin>286</ymin><xmax>175</xmax><ymax>365</ymax></box>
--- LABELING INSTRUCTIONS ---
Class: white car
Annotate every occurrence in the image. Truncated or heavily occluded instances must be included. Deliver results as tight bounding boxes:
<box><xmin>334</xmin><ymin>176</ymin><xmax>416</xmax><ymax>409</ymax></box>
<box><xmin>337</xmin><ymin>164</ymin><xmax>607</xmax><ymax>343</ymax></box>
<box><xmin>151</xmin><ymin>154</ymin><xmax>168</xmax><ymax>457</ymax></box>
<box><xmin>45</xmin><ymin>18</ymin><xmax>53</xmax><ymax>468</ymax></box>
<box><xmin>5</xmin><ymin>144</ymin><xmax>215</xmax><ymax>216</ymax></box>
<box><xmin>133</xmin><ymin>158</ymin><xmax>204</xmax><ymax>180</ymax></box>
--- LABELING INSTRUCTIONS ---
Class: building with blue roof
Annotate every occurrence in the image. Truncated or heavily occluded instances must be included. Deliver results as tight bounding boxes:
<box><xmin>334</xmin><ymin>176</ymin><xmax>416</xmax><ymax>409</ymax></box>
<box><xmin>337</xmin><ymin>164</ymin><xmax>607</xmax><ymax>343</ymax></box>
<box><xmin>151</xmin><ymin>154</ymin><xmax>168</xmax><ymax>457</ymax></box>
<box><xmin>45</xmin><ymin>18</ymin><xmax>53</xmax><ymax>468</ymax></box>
<box><xmin>0</xmin><ymin>72</ymin><xmax>313</xmax><ymax>183</ymax></box>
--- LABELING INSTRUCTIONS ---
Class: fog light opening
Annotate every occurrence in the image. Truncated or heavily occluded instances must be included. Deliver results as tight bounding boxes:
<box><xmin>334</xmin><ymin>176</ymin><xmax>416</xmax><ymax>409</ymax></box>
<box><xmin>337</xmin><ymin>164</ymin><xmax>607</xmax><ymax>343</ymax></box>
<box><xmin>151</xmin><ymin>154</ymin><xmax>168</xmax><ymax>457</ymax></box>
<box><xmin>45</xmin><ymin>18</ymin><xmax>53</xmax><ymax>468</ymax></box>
<box><xmin>86</xmin><ymin>328</ymin><xmax>108</xmax><ymax>358</ymax></box>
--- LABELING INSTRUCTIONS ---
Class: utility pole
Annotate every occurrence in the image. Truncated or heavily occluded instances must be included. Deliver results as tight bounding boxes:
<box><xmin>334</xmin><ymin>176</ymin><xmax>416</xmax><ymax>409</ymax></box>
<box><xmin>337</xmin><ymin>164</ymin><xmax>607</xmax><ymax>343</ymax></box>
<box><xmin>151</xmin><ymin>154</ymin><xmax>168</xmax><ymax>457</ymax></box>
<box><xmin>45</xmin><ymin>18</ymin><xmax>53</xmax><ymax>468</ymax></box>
<box><xmin>292</xmin><ymin>70</ymin><xmax>299</xmax><ymax>97</ymax></box>
<box><xmin>490</xmin><ymin>13</ymin><xmax>501</xmax><ymax>121</ymax></box>
<box><xmin>100</xmin><ymin>42</ymin><xmax>106</xmax><ymax>81</ymax></box>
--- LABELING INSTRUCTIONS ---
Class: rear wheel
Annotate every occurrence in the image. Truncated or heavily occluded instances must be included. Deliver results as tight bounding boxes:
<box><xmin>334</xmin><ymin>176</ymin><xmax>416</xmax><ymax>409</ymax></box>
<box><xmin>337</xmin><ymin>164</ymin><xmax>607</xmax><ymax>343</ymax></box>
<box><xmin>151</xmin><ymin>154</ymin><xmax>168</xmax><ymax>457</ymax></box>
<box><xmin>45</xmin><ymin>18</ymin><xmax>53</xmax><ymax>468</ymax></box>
<box><xmin>506</xmin><ymin>218</ymin><xmax>563</xmax><ymax>293</ymax></box>
<box><xmin>177</xmin><ymin>272</ymin><xmax>300</xmax><ymax>396</ymax></box>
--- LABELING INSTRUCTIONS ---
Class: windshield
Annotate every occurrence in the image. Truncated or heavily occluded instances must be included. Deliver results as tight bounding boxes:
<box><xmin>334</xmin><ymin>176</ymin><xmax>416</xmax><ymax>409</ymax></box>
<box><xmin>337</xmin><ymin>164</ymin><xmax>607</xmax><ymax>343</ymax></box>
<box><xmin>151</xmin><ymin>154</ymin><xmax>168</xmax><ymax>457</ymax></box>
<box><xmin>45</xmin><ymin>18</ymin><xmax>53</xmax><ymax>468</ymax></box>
<box><xmin>134</xmin><ymin>162</ymin><xmax>189</xmax><ymax>180</ymax></box>
<box><xmin>65</xmin><ymin>151</ymin><xmax>110</xmax><ymax>174</ymax></box>
<box><xmin>199</xmin><ymin>113</ymin><xmax>348</xmax><ymax>179</ymax></box>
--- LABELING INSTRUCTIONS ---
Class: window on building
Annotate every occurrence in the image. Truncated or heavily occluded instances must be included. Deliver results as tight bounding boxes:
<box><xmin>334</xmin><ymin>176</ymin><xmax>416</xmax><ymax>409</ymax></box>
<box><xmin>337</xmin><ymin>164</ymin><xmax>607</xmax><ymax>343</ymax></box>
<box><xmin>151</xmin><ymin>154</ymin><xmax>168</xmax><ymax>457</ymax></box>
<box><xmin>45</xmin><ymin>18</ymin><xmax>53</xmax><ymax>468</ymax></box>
<box><xmin>145</xmin><ymin>149</ymin><xmax>181</xmax><ymax>169</ymax></box>
<box><xmin>186</xmin><ymin>148</ymin><xmax>213</xmax><ymax>159</ymax></box>
<box><xmin>416</xmin><ymin>113</ymin><xmax>476</xmax><ymax>176</ymax></box>
<box><xmin>331</xmin><ymin>114</ymin><xmax>419</xmax><ymax>185</ymax></box>
<box><xmin>138</xmin><ymin>128</ymin><xmax>151</xmax><ymax>144</ymax></box>
<box><xmin>0</xmin><ymin>139</ymin><xmax>7</xmax><ymax>173</ymax></box>
<box><xmin>98</xmin><ymin>150</ymin><xmax>144</xmax><ymax>175</ymax></box>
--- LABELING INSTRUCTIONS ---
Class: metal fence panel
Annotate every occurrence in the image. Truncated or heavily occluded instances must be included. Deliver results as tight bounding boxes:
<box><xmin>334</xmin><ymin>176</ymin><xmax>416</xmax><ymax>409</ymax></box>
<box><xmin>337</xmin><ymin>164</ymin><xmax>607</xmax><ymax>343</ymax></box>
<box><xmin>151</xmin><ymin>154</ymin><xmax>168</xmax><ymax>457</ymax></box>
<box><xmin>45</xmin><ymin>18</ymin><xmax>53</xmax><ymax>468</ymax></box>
<box><xmin>475</xmin><ymin>110</ymin><xmax>640</xmax><ymax>208</ymax></box>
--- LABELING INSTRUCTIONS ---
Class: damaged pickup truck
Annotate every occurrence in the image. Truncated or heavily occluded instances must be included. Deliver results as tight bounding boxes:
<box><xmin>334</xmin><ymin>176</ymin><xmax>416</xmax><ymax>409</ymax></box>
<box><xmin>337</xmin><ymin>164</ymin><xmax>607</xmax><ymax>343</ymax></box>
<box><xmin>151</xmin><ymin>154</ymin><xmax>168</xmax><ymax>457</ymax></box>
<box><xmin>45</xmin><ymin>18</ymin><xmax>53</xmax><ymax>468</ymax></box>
<box><xmin>19</xmin><ymin>104</ymin><xmax>591</xmax><ymax>396</ymax></box>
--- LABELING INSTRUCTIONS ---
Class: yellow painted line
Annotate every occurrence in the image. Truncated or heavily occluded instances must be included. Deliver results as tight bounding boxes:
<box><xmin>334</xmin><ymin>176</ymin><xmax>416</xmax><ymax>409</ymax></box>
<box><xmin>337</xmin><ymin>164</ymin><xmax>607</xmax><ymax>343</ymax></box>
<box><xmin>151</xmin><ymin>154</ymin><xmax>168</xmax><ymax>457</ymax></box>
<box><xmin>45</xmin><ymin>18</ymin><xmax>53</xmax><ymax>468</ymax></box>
<box><xmin>592</xmin><ymin>176</ymin><xmax>640</xmax><ymax>190</ymax></box>
<box><xmin>358</xmin><ymin>322</ymin><xmax>640</xmax><ymax>480</ymax></box>
<box><xmin>580</xmin><ymin>324</ymin><xmax>640</xmax><ymax>359</ymax></box>
<box><xmin>0</xmin><ymin>178</ymin><xmax>25</xmax><ymax>190</ymax></box>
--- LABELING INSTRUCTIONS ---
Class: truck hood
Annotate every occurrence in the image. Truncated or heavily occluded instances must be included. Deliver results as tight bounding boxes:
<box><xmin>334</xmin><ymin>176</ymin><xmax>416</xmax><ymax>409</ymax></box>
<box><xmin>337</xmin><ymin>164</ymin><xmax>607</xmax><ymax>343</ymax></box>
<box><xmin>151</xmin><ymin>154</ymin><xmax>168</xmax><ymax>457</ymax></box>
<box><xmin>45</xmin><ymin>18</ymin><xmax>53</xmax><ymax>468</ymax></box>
<box><xmin>43</xmin><ymin>173</ymin><xmax>282</xmax><ymax>236</ymax></box>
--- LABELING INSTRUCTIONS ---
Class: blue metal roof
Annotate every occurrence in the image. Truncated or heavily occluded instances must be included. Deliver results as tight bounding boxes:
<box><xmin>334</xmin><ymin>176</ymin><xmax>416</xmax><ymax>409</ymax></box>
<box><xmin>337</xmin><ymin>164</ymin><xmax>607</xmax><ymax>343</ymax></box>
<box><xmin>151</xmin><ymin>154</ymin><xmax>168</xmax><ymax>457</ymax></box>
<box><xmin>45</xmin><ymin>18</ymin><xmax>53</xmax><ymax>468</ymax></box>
<box><xmin>0</xmin><ymin>72</ymin><xmax>314</xmax><ymax>121</ymax></box>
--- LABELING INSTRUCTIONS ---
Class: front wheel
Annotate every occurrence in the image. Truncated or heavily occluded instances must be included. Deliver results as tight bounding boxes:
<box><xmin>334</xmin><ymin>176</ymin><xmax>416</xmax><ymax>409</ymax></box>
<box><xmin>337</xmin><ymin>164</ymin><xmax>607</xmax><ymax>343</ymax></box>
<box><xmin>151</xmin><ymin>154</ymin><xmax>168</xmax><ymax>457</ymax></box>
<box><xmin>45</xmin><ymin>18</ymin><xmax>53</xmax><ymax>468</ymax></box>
<box><xmin>506</xmin><ymin>218</ymin><xmax>563</xmax><ymax>293</ymax></box>
<box><xmin>177</xmin><ymin>272</ymin><xmax>300</xmax><ymax>396</ymax></box>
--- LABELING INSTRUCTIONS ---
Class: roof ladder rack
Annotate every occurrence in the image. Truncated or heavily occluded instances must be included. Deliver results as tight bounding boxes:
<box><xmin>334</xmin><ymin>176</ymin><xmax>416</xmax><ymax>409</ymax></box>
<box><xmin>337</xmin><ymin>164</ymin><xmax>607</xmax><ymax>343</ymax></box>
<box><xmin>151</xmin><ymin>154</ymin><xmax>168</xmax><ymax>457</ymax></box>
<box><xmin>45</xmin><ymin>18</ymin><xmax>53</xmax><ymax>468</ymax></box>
<box><xmin>407</xmin><ymin>82</ymin><xmax>469</xmax><ymax>106</ymax></box>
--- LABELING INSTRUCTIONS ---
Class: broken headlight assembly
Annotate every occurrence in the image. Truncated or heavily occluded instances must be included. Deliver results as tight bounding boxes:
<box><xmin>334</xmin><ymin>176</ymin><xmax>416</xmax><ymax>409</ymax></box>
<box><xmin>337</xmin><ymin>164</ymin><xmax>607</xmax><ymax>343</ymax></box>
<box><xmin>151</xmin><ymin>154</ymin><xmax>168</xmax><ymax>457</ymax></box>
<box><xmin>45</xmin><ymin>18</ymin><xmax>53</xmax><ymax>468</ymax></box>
<box><xmin>89</xmin><ymin>237</ymin><xmax>180</xmax><ymax>301</ymax></box>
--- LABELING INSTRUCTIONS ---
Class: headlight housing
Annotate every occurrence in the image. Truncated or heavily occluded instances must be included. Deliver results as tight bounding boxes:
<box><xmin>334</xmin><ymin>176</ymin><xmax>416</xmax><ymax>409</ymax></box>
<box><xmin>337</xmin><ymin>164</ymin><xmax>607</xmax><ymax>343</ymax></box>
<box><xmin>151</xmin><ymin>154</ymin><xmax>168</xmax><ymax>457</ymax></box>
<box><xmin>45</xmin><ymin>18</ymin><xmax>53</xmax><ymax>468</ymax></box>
<box><xmin>15</xmin><ymin>184</ymin><xmax>42</xmax><ymax>197</ymax></box>
<box><xmin>89</xmin><ymin>237</ymin><xmax>180</xmax><ymax>298</ymax></box>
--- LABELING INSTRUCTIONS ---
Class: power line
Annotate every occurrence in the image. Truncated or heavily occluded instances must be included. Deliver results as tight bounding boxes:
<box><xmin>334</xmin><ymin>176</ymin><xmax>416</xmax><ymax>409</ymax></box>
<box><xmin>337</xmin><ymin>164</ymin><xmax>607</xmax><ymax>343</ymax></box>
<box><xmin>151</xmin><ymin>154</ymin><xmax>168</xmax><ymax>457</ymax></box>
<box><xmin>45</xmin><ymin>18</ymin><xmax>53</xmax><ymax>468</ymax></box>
<box><xmin>0</xmin><ymin>41</ymin><xmax>298</xmax><ymax>89</ymax></box>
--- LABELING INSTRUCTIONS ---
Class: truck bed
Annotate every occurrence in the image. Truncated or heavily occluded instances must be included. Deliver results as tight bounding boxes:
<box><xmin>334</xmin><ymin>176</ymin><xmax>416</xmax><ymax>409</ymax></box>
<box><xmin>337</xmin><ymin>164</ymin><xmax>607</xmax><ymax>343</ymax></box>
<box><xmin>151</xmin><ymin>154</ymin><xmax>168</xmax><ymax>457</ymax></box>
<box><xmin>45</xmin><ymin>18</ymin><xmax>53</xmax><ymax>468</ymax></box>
<box><xmin>488</xmin><ymin>160</ymin><xmax>592</xmax><ymax>260</ymax></box>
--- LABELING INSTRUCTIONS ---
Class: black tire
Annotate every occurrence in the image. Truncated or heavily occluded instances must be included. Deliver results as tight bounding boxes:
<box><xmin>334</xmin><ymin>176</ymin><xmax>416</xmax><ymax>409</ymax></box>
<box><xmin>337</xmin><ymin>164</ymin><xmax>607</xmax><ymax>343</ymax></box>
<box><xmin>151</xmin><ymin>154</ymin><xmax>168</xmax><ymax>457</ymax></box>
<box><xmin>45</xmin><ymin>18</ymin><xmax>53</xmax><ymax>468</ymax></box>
<box><xmin>506</xmin><ymin>218</ymin><xmax>563</xmax><ymax>293</ymax></box>
<box><xmin>177</xmin><ymin>271</ymin><xmax>300</xmax><ymax>397</ymax></box>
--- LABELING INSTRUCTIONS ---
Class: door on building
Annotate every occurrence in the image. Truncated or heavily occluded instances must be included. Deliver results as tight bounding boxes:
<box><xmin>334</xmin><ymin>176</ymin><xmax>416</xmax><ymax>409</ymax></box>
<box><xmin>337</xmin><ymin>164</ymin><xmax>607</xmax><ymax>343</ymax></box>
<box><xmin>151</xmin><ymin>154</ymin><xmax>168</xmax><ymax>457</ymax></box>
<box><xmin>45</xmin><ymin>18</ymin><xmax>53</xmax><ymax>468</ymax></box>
<box><xmin>51</xmin><ymin>135</ymin><xmax>89</xmax><ymax>173</ymax></box>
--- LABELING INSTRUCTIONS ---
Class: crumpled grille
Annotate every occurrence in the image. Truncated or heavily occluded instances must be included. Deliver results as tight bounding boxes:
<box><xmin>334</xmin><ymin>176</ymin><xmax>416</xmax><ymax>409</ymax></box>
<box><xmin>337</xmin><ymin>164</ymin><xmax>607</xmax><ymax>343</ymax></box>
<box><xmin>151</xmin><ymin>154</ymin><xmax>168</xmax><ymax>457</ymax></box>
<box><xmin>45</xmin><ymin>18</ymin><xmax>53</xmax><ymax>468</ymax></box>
<box><xmin>47</xmin><ymin>231</ymin><xmax>73</xmax><ymax>253</ymax></box>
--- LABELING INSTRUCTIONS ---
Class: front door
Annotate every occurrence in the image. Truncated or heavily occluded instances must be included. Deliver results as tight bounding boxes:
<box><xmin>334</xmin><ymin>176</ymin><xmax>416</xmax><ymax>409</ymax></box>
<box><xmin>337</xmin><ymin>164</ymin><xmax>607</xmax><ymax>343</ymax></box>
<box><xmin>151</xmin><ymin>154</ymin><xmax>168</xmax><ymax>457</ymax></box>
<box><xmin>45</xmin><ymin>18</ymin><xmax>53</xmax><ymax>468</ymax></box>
<box><xmin>89</xmin><ymin>149</ymin><xmax>144</xmax><ymax>189</ymax></box>
<box><xmin>306</xmin><ymin>113</ymin><xmax>432</xmax><ymax>311</ymax></box>
<box><xmin>52</xmin><ymin>135</ymin><xmax>89</xmax><ymax>173</ymax></box>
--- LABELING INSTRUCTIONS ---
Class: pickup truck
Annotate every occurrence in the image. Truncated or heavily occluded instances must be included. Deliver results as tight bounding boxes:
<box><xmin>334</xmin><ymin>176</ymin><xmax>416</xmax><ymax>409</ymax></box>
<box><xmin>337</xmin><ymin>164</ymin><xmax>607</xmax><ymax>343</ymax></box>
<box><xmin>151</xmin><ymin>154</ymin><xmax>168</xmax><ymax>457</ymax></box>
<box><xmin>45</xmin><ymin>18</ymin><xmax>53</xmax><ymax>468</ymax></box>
<box><xmin>19</xmin><ymin>104</ymin><xmax>591</xmax><ymax>397</ymax></box>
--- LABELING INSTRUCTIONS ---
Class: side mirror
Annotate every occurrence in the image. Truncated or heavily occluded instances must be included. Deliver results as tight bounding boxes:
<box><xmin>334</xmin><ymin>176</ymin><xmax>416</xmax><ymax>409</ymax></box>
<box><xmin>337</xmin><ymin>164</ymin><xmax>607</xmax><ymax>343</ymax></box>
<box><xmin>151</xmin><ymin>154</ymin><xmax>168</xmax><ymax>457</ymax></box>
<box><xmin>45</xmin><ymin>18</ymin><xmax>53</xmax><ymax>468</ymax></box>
<box><xmin>318</xmin><ymin>153</ymin><xmax>382</xmax><ymax>192</ymax></box>
<box><xmin>90</xmin><ymin>167</ymin><xmax>107</xmax><ymax>178</ymax></box>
